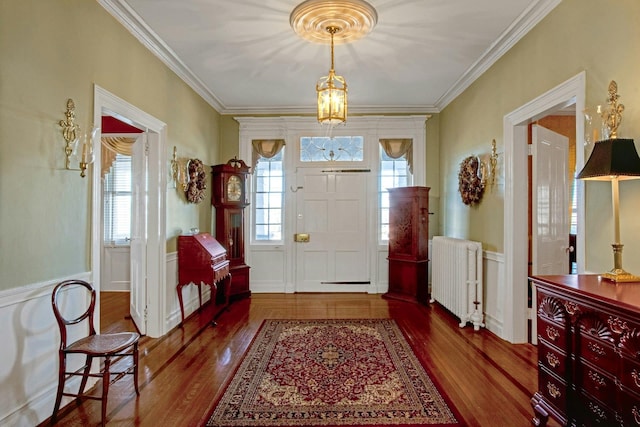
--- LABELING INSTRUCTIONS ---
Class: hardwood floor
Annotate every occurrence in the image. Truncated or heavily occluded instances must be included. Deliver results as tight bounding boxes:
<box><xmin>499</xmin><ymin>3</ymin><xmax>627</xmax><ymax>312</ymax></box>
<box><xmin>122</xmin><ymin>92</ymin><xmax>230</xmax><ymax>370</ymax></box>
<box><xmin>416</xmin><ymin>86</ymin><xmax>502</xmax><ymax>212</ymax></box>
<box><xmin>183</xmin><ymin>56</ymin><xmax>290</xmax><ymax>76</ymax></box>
<box><xmin>43</xmin><ymin>292</ymin><xmax>553</xmax><ymax>427</ymax></box>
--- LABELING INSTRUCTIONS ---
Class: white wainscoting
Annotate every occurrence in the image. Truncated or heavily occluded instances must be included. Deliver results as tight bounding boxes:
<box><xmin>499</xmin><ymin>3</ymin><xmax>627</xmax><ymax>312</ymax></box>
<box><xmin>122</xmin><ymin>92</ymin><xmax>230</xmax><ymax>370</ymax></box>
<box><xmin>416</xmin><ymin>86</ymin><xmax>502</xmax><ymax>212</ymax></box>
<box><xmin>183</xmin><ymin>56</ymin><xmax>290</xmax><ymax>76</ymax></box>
<box><xmin>247</xmin><ymin>245</ymin><xmax>289</xmax><ymax>293</ymax></box>
<box><xmin>165</xmin><ymin>251</ymin><xmax>211</xmax><ymax>330</ymax></box>
<box><xmin>482</xmin><ymin>250</ymin><xmax>505</xmax><ymax>338</ymax></box>
<box><xmin>0</xmin><ymin>272</ymin><xmax>91</xmax><ymax>427</ymax></box>
<box><xmin>102</xmin><ymin>246</ymin><xmax>130</xmax><ymax>291</ymax></box>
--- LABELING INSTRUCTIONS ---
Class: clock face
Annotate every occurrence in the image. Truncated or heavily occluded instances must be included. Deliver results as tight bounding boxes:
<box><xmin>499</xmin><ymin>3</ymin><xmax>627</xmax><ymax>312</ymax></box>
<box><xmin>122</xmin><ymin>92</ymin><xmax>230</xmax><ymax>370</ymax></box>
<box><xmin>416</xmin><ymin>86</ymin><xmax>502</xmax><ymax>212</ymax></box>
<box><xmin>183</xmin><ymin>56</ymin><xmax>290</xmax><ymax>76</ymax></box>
<box><xmin>226</xmin><ymin>175</ymin><xmax>243</xmax><ymax>202</ymax></box>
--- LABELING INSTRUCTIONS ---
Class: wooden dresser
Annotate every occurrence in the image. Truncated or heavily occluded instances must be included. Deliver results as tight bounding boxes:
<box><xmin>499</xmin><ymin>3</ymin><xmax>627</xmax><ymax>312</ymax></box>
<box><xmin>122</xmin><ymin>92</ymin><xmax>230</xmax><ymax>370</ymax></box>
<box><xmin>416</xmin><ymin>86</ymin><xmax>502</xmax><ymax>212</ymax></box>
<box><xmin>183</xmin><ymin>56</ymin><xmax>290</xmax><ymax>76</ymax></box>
<box><xmin>530</xmin><ymin>274</ymin><xmax>640</xmax><ymax>426</ymax></box>
<box><xmin>384</xmin><ymin>186</ymin><xmax>430</xmax><ymax>305</ymax></box>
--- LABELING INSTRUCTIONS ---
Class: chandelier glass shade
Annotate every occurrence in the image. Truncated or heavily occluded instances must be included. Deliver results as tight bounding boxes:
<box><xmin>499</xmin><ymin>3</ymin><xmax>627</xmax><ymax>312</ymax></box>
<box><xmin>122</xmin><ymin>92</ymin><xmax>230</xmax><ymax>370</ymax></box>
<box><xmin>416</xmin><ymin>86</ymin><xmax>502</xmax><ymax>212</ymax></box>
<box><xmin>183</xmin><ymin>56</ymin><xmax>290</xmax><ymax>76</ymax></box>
<box><xmin>316</xmin><ymin>26</ymin><xmax>347</xmax><ymax>124</ymax></box>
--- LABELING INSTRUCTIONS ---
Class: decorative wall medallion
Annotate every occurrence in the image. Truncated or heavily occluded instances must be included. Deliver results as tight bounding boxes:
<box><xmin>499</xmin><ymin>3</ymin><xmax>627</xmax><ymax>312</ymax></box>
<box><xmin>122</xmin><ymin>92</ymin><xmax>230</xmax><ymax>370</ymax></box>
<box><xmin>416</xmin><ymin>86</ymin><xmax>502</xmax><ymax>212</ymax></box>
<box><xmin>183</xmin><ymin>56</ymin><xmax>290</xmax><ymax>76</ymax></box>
<box><xmin>186</xmin><ymin>158</ymin><xmax>207</xmax><ymax>204</ymax></box>
<box><xmin>458</xmin><ymin>156</ymin><xmax>484</xmax><ymax>205</ymax></box>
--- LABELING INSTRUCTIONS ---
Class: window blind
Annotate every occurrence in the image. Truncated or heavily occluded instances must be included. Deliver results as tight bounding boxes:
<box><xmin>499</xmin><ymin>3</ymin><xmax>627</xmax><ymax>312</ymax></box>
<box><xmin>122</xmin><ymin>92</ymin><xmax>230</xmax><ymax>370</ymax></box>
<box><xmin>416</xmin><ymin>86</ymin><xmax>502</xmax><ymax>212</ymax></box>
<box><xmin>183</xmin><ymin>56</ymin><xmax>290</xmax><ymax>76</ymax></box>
<box><xmin>103</xmin><ymin>154</ymin><xmax>132</xmax><ymax>245</ymax></box>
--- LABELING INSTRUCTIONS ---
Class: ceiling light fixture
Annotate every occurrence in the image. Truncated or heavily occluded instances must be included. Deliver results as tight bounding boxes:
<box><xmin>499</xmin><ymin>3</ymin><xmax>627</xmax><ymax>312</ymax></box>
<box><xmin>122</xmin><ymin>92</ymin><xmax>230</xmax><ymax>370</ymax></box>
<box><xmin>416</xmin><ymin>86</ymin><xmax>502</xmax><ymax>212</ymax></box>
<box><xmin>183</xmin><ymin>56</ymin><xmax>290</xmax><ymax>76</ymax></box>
<box><xmin>290</xmin><ymin>0</ymin><xmax>378</xmax><ymax>125</ymax></box>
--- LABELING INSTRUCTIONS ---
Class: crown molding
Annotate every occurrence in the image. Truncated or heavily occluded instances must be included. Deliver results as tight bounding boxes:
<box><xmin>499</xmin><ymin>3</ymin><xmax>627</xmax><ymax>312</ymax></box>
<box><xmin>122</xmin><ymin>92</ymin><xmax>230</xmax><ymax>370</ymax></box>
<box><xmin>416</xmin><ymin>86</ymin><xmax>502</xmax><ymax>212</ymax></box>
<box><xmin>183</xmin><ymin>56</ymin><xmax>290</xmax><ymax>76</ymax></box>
<box><xmin>220</xmin><ymin>104</ymin><xmax>439</xmax><ymax>116</ymax></box>
<box><xmin>98</xmin><ymin>0</ymin><xmax>225</xmax><ymax>112</ymax></box>
<box><xmin>99</xmin><ymin>0</ymin><xmax>560</xmax><ymax>116</ymax></box>
<box><xmin>435</xmin><ymin>0</ymin><xmax>562</xmax><ymax>111</ymax></box>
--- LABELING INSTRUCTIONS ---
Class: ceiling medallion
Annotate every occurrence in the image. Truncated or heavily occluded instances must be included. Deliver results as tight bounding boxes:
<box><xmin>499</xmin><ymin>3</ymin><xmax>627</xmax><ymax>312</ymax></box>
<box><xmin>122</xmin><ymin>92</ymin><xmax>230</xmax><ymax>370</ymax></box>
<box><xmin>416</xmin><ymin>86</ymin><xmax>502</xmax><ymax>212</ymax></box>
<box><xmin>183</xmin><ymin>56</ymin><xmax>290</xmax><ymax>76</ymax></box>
<box><xmin>290</xmin><ymin>0</ymin><xmax>378</xmax><ymax>45</ymax></box>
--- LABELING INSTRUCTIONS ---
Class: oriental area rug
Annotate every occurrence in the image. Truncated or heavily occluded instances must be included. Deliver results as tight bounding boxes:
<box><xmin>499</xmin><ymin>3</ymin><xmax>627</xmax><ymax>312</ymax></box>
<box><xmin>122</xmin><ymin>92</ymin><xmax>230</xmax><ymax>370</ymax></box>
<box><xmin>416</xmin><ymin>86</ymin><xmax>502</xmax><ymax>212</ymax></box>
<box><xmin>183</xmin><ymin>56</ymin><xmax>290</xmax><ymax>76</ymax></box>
<box><xmin>204</xmin><ymin>319</ymin><xmax>460</xmax><ymax>426</ymax></box>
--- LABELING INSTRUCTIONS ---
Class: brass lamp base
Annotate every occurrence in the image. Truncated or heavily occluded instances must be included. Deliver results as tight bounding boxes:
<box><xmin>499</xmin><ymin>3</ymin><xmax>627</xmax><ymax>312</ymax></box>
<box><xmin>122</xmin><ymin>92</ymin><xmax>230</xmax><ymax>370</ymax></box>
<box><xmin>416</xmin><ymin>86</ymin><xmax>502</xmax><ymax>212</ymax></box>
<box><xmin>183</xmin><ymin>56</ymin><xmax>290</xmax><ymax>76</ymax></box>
<box><xmin>600</xmin><ymin>268</ymin><xmax>640</xmax><ymax>283</ymax></box>
<box><xmin>601</xmin><ymin>243</ymin><xmax>640</xmax><ymax>283</ymax></box>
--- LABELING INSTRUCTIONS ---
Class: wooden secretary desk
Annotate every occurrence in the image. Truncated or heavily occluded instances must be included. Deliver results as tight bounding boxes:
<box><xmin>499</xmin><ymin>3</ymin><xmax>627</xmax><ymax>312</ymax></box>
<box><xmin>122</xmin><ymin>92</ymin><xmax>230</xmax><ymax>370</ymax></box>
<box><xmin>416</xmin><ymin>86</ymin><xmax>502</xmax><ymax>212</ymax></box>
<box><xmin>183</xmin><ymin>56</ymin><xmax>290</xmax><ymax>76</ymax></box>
<box><xmin>177</xmin><ymin>233</ymin><xmax>230</xmax><ymax>326</ymax></box>
<box><xmin>530</xmin><ymin>274</ymin><xmax>640</xmax><ymax>426</ymax></box>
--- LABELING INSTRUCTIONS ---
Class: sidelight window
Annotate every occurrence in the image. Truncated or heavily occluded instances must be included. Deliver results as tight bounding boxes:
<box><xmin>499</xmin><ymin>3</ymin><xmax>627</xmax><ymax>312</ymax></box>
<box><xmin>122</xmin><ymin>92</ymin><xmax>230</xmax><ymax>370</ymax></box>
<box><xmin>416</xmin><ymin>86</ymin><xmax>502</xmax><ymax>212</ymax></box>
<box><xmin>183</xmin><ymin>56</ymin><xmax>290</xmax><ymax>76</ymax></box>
<box><xmin>254</xmin><ymin>148</ymin><xmax>284</xmax><ymax>242</ymax></box>
<box><xmin>379</xmin><ymin>140</ymin><xmax>412</xmax><ymax>242</ymax></box>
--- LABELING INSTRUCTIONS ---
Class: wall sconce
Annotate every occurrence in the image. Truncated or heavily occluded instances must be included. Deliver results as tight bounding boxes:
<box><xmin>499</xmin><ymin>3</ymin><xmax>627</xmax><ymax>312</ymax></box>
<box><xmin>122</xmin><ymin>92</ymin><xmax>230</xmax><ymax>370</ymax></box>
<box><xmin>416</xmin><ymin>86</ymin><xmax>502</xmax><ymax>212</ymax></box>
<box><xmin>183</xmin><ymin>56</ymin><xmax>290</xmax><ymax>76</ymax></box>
<box><xmin>58</xmin><ymin>99</ymin><xmax>97</xmax><ymax>177</ymax></box>
<box><xmin>170</xmin><ymin>146</ymin><xmax>189</xmax><ymax>190</ymax></box>
<box><xmin>486</xmin><ymin>139</ymin><xmax>498</xmax><ymax>187</ymax></box>
<box><xmin>478</xmin><ymin>139</ymin><xmax>499</xmax><ymax>188</ymax></box>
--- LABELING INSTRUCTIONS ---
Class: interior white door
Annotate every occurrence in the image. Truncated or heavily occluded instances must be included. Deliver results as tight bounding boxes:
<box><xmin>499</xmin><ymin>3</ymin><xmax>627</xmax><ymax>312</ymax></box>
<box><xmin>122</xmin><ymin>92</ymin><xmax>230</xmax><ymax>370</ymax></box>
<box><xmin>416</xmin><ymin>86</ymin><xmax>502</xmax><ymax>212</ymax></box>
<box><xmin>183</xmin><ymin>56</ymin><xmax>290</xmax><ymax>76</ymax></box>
<box><xmin>531</xmin><ymin>124</ymin><xmax>570</xmax><ymax>344</ymax></box>
<box><xmin>295</xmin><ymin>168</ymin><xmax>369</xmax><ymax>292</ymax></box>
<box><xmin>129</xmin><ymin>134</ymin><xmax>147</xmax><ymax>334</ymax></box>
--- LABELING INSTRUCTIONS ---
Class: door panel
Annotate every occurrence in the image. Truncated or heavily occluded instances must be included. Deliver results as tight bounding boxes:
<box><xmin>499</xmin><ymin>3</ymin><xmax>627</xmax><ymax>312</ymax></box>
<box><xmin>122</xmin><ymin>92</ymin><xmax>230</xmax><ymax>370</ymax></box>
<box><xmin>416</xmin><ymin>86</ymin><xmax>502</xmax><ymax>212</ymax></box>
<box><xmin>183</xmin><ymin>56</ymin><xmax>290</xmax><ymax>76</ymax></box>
<box><xmin>295</xmin><ymin>168</ymin><xmax>369</xmax><ymax>292</ymax></box>
<box><xmin>130</xmin><ymin>134</ymin><xmax>147</xmax><ymax>334</ymax></box>
<box><xmin>531</xmin><ymin>124</ymin><xmax>569</xmax><ymax>344</ymax></box>
<box><xmin>532</xmin><ymin>125</ymin><xmax>570</xmax><ymax>275</ymax></box>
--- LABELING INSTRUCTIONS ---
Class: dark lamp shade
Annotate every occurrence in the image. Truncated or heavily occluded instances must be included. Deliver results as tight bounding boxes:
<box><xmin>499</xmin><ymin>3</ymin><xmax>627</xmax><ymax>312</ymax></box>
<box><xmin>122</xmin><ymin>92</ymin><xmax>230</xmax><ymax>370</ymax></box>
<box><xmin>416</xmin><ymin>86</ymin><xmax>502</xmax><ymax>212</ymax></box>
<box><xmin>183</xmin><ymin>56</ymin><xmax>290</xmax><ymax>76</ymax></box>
<box><xmin>577</xmin><ymin>138</ymin><xmax>640</xmax><ymax>181</ymax></box>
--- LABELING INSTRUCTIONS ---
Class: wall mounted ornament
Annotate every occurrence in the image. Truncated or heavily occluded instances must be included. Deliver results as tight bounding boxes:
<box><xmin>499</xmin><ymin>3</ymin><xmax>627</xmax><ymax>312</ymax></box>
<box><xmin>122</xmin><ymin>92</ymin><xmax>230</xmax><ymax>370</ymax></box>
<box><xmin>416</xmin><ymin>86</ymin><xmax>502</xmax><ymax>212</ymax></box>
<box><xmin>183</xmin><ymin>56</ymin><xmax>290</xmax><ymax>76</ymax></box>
<box><xmin>185</xmin><ymin>158</ymin><xmax>207</xmax><ymax>204</ymax></box>
<box><xmin>170</xmin><ymin>146</ymin><xmax>190</xmax><ymax>190</ymax></box>
<box><xmin>458</xmin><ymin>155</ymin><xmax>485</xmax><ymax>205</ymax></box>
<box><xmin>59</xmin><ymin>98</ymin><xmax>96</xmax><ymax>177</ymax></box>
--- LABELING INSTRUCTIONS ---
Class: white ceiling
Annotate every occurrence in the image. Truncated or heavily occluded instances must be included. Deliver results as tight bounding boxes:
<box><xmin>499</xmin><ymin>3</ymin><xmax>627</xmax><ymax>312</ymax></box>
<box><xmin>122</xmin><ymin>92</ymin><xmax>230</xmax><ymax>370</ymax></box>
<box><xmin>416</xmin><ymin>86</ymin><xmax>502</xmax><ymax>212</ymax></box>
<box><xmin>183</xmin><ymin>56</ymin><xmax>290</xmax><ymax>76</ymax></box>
<box><xmin>100</xmin><ymin>0</ymin><xmax>560</xmax><ymax>115</ymax></box>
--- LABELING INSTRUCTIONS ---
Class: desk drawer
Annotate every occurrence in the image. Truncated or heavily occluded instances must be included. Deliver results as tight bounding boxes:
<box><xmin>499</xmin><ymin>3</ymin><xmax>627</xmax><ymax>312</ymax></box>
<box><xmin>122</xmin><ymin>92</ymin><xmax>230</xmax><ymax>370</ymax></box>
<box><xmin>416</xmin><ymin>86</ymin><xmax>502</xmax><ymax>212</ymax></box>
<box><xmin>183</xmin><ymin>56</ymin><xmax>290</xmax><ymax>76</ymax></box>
<box><xmin>538</xmin><ymin>340</ymin><xmax>567</xmax><ymax>378</ymax></box>
<box><xmin>578</xmin><ymin>334</ymin><xmax>616</xmax><ymax>374</ymax></box>
<box><xmin>539</xmin><ymin>366</ymin><xmax>567</xmax><ymax>415</ymax></box>
<box><xmin>577</xmin><ymin>361</ymin><xmax>616</xmax><ymax>408</ymax></box>
<box><xmin>538</xmin><ymin>318</ymin><xmax>567</xmax><ymax>350</ymax></box>
<box><xmin>619</xmin><ymin>386</ymin><xmax>640</xmax><ymax>426</ymax></box>
<box><xmin>621</xmin><ymin>356</ymin><xmax>640</xmax><ymax>397</ymax></box>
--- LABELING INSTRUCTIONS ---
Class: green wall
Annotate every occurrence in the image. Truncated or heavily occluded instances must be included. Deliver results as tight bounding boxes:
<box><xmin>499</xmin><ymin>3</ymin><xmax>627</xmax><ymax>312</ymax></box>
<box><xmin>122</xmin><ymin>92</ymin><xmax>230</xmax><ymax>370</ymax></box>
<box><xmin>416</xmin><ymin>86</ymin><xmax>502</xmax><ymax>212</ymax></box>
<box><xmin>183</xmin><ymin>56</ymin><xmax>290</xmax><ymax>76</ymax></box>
<box><xmin>439</xmin><ymin>0</ymin><xmax>640</xmax><ymax>273</ymax></box>
<box><xmin>0</xmin><ymin>0</ymin><xmax>221</xmax><ymax>290</ymax></box>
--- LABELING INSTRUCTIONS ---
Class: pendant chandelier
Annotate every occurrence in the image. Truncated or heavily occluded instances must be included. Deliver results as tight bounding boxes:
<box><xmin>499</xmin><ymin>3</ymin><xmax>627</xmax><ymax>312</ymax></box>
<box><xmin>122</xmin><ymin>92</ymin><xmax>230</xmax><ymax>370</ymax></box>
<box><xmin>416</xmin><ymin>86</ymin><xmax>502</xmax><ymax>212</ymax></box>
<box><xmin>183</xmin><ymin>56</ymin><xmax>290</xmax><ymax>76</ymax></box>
<box><xmin>316</xmin><ymin>25</ymin><xmax>346</xmax><ymax>124</ymax></box>
<box><xmin>290</xmin><ymin>0</ymin><xmax>377</xmax><ymax>125</ymax></box>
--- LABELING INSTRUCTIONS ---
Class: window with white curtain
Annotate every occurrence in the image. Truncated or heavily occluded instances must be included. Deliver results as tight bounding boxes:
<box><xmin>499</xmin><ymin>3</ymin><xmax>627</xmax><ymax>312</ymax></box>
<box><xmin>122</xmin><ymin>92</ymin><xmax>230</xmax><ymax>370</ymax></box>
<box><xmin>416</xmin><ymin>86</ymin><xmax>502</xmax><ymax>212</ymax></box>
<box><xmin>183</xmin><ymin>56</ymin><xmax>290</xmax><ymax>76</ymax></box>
<box><xmin>103</xmin><ymin>154</ymin><xmax>132</xmax><ymax>246</ymax></box>
<box><xmin>379</xmin><ymin>148</ymin><xmax>410</xmax><ymax>242</ymax></box>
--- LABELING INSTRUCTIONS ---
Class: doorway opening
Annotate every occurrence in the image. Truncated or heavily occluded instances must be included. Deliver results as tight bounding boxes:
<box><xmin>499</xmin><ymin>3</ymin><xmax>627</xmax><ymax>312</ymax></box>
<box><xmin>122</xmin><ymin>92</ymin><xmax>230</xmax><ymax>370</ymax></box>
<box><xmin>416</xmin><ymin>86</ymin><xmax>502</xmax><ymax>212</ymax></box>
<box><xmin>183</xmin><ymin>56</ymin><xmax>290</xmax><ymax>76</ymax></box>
<box><xmin>100</xmin><ymin>116</ymin><xmax>144</xmax><ymax>333</ymax></box>
<box><xmin>503</xmin><ymin>71</ymin><xmax>586</xmax><ymax>344</ymax></box>
<box><xmin>92</xmin><ymin>85</ymin><xmax>168</xmax><ymax>338</ymax></box>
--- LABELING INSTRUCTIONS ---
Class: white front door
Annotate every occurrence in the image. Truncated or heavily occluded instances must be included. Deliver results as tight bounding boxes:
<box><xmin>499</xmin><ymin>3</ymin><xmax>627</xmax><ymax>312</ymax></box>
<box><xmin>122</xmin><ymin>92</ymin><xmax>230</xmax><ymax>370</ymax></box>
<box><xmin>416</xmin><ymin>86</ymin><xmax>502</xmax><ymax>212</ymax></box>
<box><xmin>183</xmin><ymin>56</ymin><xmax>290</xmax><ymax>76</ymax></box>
<box><xmin>295</xmin><ymin>168</ymin><xmax>369</xmax><ymax>292</ymax></box>
<box><xmin>531</xmin><ymin>124</ymin><xmax>570</xmax><ymax>343</ymax></box>
<box><xmin>130</xmin><ymin>134</ymin><xmax>147</xmax><ymax>334</ymax></box>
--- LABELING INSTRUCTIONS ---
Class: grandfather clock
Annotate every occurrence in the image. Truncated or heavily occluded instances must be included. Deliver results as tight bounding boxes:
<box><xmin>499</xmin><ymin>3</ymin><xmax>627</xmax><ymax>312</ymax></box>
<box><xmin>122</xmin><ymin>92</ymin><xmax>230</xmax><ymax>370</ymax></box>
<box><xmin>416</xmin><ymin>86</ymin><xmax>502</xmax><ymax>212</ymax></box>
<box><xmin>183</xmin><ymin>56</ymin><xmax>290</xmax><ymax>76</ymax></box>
<box><xmin>211</xmin><ymin>158</ymin><xmax>251</xmax><ymax>300</ymax></box>
<box><xmin>384</xmin><ymin>186</ymin><xmax>430</xmax><ymax>305</ymax></box>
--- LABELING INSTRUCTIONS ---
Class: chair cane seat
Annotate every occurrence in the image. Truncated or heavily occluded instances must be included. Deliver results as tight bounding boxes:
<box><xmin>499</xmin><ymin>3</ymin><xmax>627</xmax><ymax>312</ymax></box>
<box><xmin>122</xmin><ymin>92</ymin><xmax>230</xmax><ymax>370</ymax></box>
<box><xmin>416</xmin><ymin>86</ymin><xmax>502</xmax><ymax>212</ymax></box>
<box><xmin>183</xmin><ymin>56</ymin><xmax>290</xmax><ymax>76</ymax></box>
<box><xmin>65</xmin><ymin>332</ymin><xmax>140</xmax><ymax>355</ymax></box>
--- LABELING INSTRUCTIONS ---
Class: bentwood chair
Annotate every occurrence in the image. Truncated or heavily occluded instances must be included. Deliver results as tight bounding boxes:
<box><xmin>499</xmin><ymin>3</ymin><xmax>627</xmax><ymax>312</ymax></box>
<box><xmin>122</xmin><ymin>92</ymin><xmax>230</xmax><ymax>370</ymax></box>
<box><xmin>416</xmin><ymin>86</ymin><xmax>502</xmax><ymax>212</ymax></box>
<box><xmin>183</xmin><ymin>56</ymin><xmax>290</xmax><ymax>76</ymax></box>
<box><xmin>51</xmin><ymin>280</ymin><xmax>140</xmax><ymax>426</ymax></box>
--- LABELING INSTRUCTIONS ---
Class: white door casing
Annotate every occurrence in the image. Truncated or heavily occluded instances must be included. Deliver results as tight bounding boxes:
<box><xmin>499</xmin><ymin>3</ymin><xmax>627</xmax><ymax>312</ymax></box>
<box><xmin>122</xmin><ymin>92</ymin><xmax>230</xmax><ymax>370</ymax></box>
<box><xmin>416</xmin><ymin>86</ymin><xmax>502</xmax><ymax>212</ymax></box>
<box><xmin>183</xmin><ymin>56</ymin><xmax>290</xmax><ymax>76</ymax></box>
<box><xmin>295</xmin><ymin>168</ymin><xmax>369</xmax><ymax>292</ymax></box>
<box><xmin>531</xmin><ymin>124</ymin><xmax>570</xmax><ymax>345</ymax></box>
<box><xmin>130</xmin><ymin>133</ymin><xmax>147</xmax><ymax>334</ymax></box>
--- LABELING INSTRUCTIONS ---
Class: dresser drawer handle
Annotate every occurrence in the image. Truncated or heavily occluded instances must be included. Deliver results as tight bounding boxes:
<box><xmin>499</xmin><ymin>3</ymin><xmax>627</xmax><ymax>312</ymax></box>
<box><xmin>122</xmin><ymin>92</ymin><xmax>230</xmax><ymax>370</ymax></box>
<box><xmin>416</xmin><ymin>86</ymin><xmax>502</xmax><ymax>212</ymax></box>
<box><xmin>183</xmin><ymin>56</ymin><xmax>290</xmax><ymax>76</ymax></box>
<box><xmin>546</xmin><ymin>352</ymin><xmax>560</xmax><ymax>368</ymax></box>
<box><xmin>546</xmin><ymin>326</ymin><xmax>560</xmax><ymax>341</ymax></box>
<box><xmin>564</xmin><ymin>301</ymin><xmax>579</xmax><ymax>315</ymax></box>
<box><xmin>633</xmin><ymin>406</ymin><xmax>640</xmax><ymax>425</ymax></box>
<box><xmin>633</xmin><ymin>369</ymin><xmax>640</xmax><ymax>389</ymax></box>
<box><xmin>547</xmin><ymin>382</ymin><xmax>561</xmax><ymax>399</ymax></box>
<box><xmin>587</xmin><ymin>341</ymin><xmax>606</xmax><ymax>357</ymax></box>
<box><xmin>589</xmin><ymin>401</ymin><xmax>606</xmax><ymax>420</ymax></box>
<box><xmin>588</xmin><ymin>370</ymin><xmax>606</xmax><ymax>388</ymax></box>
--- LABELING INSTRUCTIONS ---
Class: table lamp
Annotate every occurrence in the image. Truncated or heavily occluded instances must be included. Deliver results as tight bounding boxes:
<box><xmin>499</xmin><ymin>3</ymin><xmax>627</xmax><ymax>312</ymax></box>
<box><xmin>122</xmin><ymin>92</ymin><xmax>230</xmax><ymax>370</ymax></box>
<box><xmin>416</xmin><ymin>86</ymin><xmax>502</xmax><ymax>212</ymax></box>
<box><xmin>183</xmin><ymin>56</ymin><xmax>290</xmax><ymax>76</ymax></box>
<box><xmin>577</xmin><ymin>81</ymin><xmax>640</xmax><ymax>282</ymax></box>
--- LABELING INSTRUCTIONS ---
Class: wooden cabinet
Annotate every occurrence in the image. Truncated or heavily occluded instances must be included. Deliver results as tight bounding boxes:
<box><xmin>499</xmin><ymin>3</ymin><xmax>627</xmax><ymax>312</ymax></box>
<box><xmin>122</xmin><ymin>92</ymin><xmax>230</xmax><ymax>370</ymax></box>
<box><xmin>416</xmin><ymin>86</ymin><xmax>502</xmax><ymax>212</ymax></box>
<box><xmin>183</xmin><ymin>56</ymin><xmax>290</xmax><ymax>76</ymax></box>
<box><xmin>530</xmin><ymin>274</ymin><xmax>640</xmax><ymax>426</ymax></box>
<box><xmin>384</xmin><ymin>186</ymin><xmax>430</xmax><ymax>304</ymax></box>
<box><xmin>211</xmin><ymin>159</ymin><xmax>251</xmax><ymax>301</ymax></box>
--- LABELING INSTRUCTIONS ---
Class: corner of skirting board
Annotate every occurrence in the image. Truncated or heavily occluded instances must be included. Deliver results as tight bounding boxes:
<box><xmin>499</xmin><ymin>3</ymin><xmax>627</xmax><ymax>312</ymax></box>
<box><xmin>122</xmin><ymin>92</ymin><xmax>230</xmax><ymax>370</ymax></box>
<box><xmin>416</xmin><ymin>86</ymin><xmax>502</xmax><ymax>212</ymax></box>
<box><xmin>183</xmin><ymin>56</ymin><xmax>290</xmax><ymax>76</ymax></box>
<box><xmin>484</xmin><ymin>314</ymin><xmax>503</xmax><ymax>339</ymax></box>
